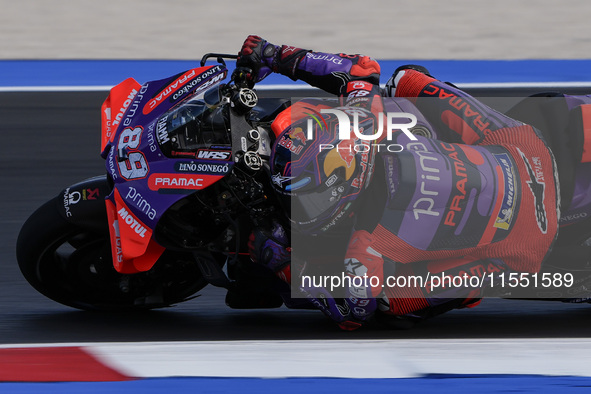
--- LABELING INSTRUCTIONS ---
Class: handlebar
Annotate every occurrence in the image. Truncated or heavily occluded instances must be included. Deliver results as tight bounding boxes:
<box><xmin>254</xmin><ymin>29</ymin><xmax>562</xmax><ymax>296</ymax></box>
<box><xmin>200</xmin><ymin>52</ymin><xmax>254</xmax><ymax>89</ymax></box>
<box><xmin>200</xmin><ymin>53</ymin><xmax>238</xmax><ymax>67</ymax></box>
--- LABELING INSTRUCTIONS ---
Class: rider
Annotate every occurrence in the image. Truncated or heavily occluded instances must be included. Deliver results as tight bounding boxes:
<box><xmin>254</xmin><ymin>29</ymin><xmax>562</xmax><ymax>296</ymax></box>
<box><xmin>238</xmin><ymin>35</ymin><xmax>562</xmax><ymax>330</ymax></box>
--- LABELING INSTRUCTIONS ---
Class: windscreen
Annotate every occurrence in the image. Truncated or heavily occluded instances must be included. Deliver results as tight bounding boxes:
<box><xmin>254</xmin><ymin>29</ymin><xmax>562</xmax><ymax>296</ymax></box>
<box><xmin>156</xmin><ymin>86</ymin><xmax>231</xmax><ymax>157</ymax></box>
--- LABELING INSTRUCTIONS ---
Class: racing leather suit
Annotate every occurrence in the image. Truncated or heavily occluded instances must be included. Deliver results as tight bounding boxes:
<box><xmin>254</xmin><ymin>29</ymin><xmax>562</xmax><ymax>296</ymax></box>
<box><xmin>240</xmin><ymin>36</ymin><xmax>560</xmax><ymax>328</ymax></box>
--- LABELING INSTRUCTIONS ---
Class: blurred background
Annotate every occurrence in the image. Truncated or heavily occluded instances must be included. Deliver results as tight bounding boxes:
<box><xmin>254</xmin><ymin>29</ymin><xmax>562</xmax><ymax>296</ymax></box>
<box><xmin>1</xmin><ymin>0</ymin><xmax>589</xmax><ymax>60</ymax></box>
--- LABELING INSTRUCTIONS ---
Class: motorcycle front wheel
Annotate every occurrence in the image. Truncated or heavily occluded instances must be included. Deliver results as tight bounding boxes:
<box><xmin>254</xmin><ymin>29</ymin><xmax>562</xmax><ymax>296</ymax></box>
<box><xmin>16</xmin><ymin>195</ymin><xmax>208</xmax><ymax>311</ymax></box>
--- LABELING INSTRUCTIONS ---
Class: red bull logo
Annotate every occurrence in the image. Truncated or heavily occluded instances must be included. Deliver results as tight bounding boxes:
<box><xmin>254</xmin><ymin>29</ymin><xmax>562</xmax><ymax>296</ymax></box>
<box><xmin>278</xmin><ymin>135</ymin><xmax>304</xmax><ymax>155</ymax></box>
<box><xmin>289</xmin><ymin>127</ymin><xmax>307</xmax><ymax>143</ymax></box>
<box><xmin>323</xmin><ymin>139</ymin><xmax>357</xmax><ymax>181</ymax></box>
<box><xmin>337</xmin><ymin>139</ymin><xmax>356</xmax><ymax>167</ymax></box>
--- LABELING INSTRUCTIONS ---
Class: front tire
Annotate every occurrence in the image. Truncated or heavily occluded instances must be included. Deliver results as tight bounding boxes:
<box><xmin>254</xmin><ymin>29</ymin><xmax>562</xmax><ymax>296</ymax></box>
<box><xmin>17</xmin><ymin>195</ymin><xmax>208</xmax><ymax>311</ymax></box>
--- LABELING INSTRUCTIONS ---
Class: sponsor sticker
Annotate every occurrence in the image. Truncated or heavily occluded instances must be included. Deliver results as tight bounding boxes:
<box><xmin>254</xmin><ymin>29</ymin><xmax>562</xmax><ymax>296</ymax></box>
<box><xmin>148</xmin><ymin>173</ymin><xmax>224</xmax><ymax>191</ymax></box>
<box><xmin>174</xmin><ymin>161</ymin><xmax>232</xmax><ymax>175</ymax></box>
<box><xmin>493</xmin><ymin>153</ymin><xmax>517</xmax><ymax>230</ymax></box>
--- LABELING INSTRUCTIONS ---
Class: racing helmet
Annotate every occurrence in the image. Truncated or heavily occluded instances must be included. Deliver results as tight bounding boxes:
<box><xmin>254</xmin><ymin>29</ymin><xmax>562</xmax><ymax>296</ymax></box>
<box><xmin>270</xmin><ymin>104</ymin><xmax>377</xmax><ymax>235</ymax></box>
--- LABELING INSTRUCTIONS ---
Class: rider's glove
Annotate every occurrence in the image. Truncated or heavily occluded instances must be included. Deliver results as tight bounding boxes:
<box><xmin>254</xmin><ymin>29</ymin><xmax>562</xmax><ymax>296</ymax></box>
<box><xmin>297</xmin><ymin>239</ymin><xmax>382</xmax><ymax>331</ymax></box>
<box><xmin>236</xmin><ymin>35</ymin><xmax>278</xmax><ymax>86</ymax></box>
<box><xmin>295</xmin><ymin>230</ymin><xmax>386</xmax><ymax>331</ymax></box>
<box><xmin>298</xmin><ymin>283</ymin><xmax>367</xmax><ymax>331</ymax></box>
<box><xmin>248</xmin><ymin>221</ymin><xmax>291</xmax><ymax>282</ymax></box>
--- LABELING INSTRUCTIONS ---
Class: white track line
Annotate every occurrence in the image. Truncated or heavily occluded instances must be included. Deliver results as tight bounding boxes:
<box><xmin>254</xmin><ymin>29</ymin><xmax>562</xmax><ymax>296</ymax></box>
<box><xmin>1</xmin><ymin>339</ymin><xmax>589</xmax><ymax>378</ymax></box>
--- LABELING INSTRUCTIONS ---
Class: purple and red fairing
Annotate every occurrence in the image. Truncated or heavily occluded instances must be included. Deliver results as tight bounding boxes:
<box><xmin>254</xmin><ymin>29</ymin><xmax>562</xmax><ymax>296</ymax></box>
<box><xmin>99</xmin><ymin>64</ymin><xmax>231</xmax><ymax>273</ymax></box>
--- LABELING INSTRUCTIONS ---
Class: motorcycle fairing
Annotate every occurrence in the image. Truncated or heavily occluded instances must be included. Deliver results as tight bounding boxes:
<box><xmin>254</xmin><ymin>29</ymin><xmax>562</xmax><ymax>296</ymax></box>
<box><xmin>101</xmin><ymin>64</ymin><xmax>232</xmax><ymax>273</ymax></box>
<box><xmin>101</xmin><ymin>77</ymin><xmax>142</xmax><ymax>156</ymax></box>
<box><xmin>105</xmin><ymin>189</ymin><xmax>166</xmax><ymax>274</ymax></box>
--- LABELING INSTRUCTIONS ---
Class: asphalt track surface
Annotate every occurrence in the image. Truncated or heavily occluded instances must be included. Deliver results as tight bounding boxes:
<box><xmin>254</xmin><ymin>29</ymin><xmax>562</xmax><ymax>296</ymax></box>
<box><xmin>3</xmin><ymin>89</ymin><xmax>591</xmax><ymax>345</ymax></box>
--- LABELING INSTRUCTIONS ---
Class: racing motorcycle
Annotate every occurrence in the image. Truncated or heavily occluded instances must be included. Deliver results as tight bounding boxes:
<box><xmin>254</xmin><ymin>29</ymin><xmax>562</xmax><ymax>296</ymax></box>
<box><xmin>16</xmin><ymin>53</ymin><xmax>591</xmax><ymax>315</ymax></box>
<box><xmin>16</xmin><ymin>54</ymin><xmax>297</xmax><ymax>311</ymax></box>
